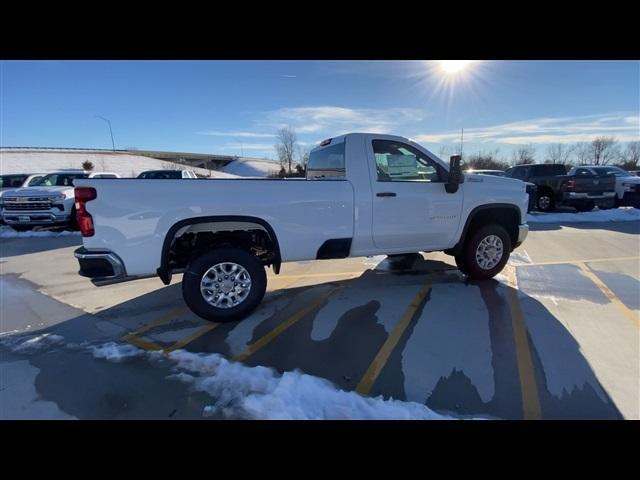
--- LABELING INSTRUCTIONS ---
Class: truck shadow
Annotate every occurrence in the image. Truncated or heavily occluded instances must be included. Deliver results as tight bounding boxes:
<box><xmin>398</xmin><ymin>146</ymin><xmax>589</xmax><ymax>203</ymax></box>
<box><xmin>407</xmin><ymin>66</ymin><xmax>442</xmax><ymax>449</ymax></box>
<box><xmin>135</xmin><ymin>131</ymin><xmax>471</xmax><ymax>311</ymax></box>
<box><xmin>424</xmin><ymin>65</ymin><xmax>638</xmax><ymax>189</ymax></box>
<box><xmin>1</xmin><ymin>256</ymin><xmax>625</xmax><ymax>420</ymax></box>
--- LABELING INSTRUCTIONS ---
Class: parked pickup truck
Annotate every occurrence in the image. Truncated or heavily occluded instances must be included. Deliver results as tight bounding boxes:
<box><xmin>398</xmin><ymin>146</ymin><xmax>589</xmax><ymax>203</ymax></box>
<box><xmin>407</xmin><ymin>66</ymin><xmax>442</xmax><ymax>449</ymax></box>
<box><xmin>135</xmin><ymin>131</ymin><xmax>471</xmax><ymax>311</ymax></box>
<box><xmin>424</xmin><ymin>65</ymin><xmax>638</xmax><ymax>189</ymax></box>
<box><xmin>73</xmin><ymin>133</ymin><xmax>530</xmax><ymax>322</ymax></box>
<box><xmin>566</xmin><ymin>165</ymin><xmax>640</xmax><ymax>207</ymax></box>
<box><xmin>504</xmin><ymin>163</ymin><xmax>616</xmax><ymax>212</ymax></box>
<box><xmin>1</xmin><ymin>170</ymin><xmax>120</xmax><ymax>231</ymax></box>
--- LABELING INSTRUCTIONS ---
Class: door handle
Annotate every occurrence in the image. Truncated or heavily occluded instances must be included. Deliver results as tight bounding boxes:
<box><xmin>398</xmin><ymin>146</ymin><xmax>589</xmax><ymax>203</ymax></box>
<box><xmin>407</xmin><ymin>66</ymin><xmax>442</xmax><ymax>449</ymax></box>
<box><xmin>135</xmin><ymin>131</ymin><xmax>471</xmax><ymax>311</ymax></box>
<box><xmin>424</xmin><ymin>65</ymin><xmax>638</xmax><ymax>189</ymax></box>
<box><xmin>376</xmin><ymin>192</ymin><xmax>397</xmax><ymax>197</ymax></box>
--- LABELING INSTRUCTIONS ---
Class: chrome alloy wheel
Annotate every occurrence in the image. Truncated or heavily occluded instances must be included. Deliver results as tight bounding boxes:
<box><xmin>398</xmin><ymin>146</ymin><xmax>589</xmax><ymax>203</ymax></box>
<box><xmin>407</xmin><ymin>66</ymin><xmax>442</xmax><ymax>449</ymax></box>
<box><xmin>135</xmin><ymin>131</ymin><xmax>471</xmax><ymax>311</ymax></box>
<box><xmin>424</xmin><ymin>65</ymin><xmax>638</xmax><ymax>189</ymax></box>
<box><xmin>200</xmin><ymin>262</ymin><xmax>252</xmax><ymax>308</ymax></box>
<box><xmin>475</xmin><ymin>235</ymin><xmax>504</xmax><ymax>270</ymax></box>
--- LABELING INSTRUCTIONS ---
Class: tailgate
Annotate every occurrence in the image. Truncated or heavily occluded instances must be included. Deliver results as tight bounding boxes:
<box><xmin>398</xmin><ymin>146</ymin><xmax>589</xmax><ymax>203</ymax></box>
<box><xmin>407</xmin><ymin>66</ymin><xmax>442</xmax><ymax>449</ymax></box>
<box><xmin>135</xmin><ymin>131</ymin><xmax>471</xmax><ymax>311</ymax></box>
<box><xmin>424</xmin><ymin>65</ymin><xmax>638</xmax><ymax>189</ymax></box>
<box><xmin>571</xmin><ymin>174</ymin><xmax>616</xmax><ymax>194</ymax></box>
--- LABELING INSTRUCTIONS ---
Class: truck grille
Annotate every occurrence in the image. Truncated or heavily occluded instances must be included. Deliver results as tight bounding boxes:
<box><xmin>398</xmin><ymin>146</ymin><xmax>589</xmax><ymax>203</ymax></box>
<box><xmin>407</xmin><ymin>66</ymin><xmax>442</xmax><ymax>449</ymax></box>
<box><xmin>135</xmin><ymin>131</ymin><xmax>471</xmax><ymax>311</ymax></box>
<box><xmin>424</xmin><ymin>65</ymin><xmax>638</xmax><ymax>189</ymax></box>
<box><xmin>3</xmin><ymin>198</ymin><xmax>53</xmax><ymax>211</ymax></box>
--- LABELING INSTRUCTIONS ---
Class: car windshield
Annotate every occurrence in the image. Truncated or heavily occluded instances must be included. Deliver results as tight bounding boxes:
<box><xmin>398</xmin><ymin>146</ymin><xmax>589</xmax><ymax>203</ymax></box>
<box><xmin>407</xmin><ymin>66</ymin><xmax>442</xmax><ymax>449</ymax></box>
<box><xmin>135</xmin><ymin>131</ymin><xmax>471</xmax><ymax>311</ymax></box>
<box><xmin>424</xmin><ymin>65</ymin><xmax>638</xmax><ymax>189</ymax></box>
<box><xmin>32</xmin><ymin>173</ymin><xmax>88</xmax><ymax>186</ymax></box>
<box><xmin>138</xmin><ymin>171</ymin><xmax>182</xmax><ymax>179</ymax></box>
<box><xmin>592</xmin><ymin>166</ymin><xmax>631</xmax><ymax>177</ymax></box>
<box><xmin>0</xmin><ymin>174</ymin><xmax>28</xmax><ymax>188</ymax></box>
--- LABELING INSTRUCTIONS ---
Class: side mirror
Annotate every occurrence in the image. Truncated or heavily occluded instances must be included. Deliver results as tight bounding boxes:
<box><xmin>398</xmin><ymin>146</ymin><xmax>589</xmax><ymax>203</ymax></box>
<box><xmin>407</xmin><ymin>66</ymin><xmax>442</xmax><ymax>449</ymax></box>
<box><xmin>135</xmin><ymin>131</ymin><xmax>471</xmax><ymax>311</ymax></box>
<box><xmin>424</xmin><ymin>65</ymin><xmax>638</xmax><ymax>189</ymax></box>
<box><xmin>445</xmin><ymin>155</ymin><xmax>464</xmax><ymax>193</ymax></box>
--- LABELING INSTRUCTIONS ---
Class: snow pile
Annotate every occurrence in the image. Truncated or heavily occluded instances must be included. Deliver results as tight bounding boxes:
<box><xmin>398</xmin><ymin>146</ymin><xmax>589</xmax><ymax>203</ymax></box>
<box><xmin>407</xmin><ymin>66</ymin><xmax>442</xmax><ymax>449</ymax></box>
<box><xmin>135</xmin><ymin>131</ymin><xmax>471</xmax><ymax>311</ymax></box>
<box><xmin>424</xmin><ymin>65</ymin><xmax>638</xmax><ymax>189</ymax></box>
<box><xmin>0</xmin><ymin>226</ymin><xmax>80</xmax><ymax>238</ymax></box>
<box><xmin>90</xmin><ymin>342</ymin><xmax>148</xmax><ymax>362</ymax></box>
<box><xmin>0</xmin><ymin>149</ymin><xmax>236</xmax><ymax>179</ymax></box>
<box><xmin>222</xmin><ymin>159</ymin><xmax>280</xmax><ymax>177</ymax></box>
<box><xmin>1</xmin><ymin>333</ymin><xmax>65</xmax><ymax>352</ymax></box>
<box><xmin>87</xmin><ymin>342</ymin><xmax>452</xmax><ymax>420</ymax></box>
<box><xmin>527</xmin><ymin>207</ymin><xmax>640</xmax><ymax>224</ymax></box>
<box><xmin>167</xmin><ymin>350</ymin><xmax>451</xmax><ymax>420</ymax></box>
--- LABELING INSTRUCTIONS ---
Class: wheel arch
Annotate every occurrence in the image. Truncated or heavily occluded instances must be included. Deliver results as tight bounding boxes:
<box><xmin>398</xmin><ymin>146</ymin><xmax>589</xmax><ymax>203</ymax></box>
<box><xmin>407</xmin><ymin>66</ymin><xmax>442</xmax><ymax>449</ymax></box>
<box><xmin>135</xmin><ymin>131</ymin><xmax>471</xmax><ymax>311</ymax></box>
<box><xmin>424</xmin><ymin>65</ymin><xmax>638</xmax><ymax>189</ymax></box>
<box><xmin>157</xmin><ymin>215</ymin><xmax>282</xmax><ymax>285</ymax></box>
<box><xmin>450</xmin><ymin>203</ymin><xmax>522</xmax><ymax>255</ymax></box>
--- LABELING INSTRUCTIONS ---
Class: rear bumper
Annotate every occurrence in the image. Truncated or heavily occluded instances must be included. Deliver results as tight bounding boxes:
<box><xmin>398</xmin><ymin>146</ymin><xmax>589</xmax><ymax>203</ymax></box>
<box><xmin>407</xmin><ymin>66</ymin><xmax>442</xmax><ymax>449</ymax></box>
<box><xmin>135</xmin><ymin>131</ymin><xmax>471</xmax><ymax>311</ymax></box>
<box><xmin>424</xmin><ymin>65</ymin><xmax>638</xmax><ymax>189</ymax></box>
<box><xmin>562</xmin><ymin>191</ymin><xmax>615</xmax><ymax>200</ymax></box>
<box><xmin>74</xmin><ymin>247</ymin><xmax>128</xmax><ymax>285</ymax></box>
<box><xmin>515</xmin><ymin>223</ymin><xmax>528</xmax><ymax>247</ymax></box>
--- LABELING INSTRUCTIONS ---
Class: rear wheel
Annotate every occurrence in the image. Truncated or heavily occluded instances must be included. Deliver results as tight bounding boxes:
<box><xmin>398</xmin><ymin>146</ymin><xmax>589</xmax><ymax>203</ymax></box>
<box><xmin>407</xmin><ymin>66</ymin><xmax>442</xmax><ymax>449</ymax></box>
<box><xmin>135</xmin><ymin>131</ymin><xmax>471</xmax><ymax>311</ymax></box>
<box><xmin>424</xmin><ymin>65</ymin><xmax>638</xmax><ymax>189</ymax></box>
<box><xmin>537</xmin><ymin>191</ymin><xmax>555</xmax><ymax>212</ymax></box>
<box><xmin>462</xmin><ymin>225</ymin><xmax>511</xmax><ymax>280</ymax></box>
<box><xmin>454</xmin><ymin>252</ymin><xmax>469</xmax><ymax>275</ymax></box>
<box><xmin>182</xmin><ymin>247</ymin><xmax>267</xmax><ymax>322</ymax></box>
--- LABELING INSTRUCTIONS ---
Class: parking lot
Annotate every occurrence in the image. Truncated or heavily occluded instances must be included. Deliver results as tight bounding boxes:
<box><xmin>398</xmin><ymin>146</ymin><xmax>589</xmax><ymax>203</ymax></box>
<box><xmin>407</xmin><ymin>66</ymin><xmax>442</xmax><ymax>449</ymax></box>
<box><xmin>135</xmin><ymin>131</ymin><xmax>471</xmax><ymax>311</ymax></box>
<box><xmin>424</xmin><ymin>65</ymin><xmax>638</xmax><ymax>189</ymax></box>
<box><xmin>1</xmin><ymin>218</ymin><xmax>639</xmax><ymax>420</ymax></box>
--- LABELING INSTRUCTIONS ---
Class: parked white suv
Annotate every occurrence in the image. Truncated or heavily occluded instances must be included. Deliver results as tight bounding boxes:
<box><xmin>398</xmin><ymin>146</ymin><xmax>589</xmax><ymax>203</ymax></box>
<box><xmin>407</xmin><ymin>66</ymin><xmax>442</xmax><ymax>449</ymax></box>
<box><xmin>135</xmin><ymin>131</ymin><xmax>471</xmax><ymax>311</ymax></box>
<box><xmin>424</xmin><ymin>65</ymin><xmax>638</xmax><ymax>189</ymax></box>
<box><xmin>1</xmin><ymin>169</ymin><xmax>120</xmax><ymax>231</ymax></box>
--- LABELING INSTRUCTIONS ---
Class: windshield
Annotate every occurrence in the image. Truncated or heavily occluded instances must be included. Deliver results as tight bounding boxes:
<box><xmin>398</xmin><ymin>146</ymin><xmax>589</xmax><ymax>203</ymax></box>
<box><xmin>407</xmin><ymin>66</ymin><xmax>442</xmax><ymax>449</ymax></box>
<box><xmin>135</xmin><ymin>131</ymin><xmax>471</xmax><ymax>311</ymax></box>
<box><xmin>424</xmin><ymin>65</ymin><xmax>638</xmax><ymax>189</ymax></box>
<box><xmin>0</xmin><ymin>174</ymin><xmax>28</xmax><ymax>188</ymax></box>
<box><xmin>138</xmin><ymin>171</ymin><xmax>182</xmax><ymax>179</ymax></box>
<box><xmin>32</xmin><ymin>173</ymin><xmax>88</xmax><ymax>186</ymax></box>
<box><xmin>593</xmin><ymin>166</ymin><xmax>630</xmax><ymax>177</ymax></box>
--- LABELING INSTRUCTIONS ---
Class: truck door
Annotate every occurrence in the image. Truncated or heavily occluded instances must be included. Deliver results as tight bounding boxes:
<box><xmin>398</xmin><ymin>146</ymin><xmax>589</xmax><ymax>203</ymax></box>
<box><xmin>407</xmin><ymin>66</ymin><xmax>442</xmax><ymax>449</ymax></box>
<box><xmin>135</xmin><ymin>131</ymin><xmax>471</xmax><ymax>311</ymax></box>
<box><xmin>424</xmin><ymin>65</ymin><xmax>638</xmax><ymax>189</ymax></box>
<box><xmin>367</xmin><ymin>138</ymin><xmax>464</xmax><ymax>251</ymax></box>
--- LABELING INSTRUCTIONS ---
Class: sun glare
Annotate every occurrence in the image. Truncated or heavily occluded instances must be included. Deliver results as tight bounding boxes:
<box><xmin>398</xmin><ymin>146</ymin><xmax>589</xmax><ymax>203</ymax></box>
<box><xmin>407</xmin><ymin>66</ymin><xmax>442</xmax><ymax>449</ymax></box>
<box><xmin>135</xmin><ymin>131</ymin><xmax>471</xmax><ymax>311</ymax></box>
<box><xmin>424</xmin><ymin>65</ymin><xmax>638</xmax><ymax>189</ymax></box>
<box><xmin>439</xmin><ymin>60</ymin><xmax>474</xmax><ymax>75</ymax></box>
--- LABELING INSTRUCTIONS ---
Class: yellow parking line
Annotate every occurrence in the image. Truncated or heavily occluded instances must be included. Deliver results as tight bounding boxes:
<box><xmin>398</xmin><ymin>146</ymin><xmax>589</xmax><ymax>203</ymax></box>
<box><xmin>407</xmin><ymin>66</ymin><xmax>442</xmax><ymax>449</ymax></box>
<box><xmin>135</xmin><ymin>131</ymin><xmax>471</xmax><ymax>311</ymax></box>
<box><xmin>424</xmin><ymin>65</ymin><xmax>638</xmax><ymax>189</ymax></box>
<box><xmin>232</xmin><ymin>286</ymin><xmax>340</xmax><ymax>363</ymax></box>
<box><xmin>122</xmin><ymin>334</ymin><xmax>164</xmax><ymax>351</ymax></box>
<box><xmin>356</xmin><ymin>281</ymin><xmax>432</xmax><ymax>396</ymax></box>
<box><xmin>122</xmin><ymin>305</ymin><xmax>189</xmax><ymax>339</ymax></box>
<box><xmin>577</xmin><ymin>262</ymin><xmax>640</xmax><ymax>328</ymax></box>
<box><xmin>504</xmin><ymin>267</ymin><xmax>542</xmax><ymax>420</ymax></box>
<box><xmin>517</xmin><ymin>256</ymin><xmax>639</xmax><ymax>268</ymax></box>
<box><xmin>164</xmin><ymin>323</ymin><xmax>219</xmax><ymax>353</ymax></box>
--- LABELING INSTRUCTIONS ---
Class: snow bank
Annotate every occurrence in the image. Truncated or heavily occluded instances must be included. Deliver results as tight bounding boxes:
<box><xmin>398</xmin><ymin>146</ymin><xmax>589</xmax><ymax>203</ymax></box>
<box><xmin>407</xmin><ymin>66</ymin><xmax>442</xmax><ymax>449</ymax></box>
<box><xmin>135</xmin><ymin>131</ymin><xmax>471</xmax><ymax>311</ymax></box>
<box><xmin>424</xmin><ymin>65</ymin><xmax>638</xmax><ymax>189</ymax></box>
<box><xmin>0</xmin><ymin>226</ymin><xmax>80</xmax><ymax>238</ymax></box>
<box><xmin>222</xmin><ymin>159</ymin><xmax>280</xmax><ymax>177</ymax></box>
<box><xmin>87</xmin><ymin>342</ymin><xmax>452</xmax><ymax>420</ymax></box>
<box><xmin>167</xmin><ymin>350</ymin><xmax>452</xmax><ymax>420</ymax></box>
<box><xmin>0</xmin><ymin>150</ymin><xmax>236</xmax><ymax>178</ymax></box>
<box><xmin>527</xmin><ymin>207</ymin><xmax>640</xmax><ymax>224</ymax></box>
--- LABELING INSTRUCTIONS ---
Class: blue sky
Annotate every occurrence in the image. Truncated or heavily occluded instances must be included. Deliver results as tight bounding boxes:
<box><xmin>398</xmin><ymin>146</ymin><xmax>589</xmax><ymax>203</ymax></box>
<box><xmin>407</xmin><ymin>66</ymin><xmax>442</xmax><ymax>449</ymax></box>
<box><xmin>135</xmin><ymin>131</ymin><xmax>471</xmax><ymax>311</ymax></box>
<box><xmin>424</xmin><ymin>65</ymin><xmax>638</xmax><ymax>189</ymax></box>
<box><xmin>1</xmin><ymin>60</ymin><xmax>638</xmax><ymax>161</ymax></box>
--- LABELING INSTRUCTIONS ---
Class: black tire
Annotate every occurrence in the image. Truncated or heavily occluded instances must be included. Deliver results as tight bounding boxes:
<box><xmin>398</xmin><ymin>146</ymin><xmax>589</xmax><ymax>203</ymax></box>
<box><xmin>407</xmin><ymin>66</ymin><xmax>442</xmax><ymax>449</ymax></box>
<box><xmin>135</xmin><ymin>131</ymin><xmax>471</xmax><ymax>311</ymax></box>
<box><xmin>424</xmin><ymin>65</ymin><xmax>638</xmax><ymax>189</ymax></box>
<box><xmin>575</xmin><ymin>200</ymin><xmax>595</xmax><ymax>212</ymax></box>
<box><xmin>68</xmin><ymin>206</ymin><xmax>79</xmax><ymax>231</ymax></box>
<box><xmin>536</xmin><ymin>190</ymin><xmax>555</xmax><ymax>212</ymax></box>
<box><xmin>182</xmin><ymin>248</ymin><xmax>267</xmax><ymax>322</ymax></box>
<box><xmin>463</xmin><ymin>225</ymin><xmax>512</xmax><ymax>280</ymax></box>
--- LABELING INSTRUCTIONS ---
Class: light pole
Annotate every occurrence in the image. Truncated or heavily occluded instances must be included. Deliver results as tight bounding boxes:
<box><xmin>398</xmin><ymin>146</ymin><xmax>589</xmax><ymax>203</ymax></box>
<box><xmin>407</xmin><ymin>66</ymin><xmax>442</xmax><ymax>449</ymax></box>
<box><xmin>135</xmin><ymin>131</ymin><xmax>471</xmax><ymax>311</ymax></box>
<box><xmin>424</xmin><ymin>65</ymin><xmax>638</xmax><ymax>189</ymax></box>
<box><xmin>233</xmin><ymin>137</ymin><xmax>244</xmax><ymax>158</ymax></box>
<box><xmin>95</xmin><ymin>115</ymin><xmax>115</xmax><ymax>151</ymax></box>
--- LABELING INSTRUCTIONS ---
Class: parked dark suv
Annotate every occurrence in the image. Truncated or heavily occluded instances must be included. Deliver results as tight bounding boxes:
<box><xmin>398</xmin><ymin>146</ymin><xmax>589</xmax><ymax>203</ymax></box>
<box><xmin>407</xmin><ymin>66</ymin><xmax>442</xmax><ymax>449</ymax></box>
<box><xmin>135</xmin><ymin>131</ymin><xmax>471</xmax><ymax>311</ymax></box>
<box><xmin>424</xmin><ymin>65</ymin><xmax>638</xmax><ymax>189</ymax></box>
<box><xmin>505</xmin><ymin>164</ymin><xmax>616</xmax><ymax>212</ymax></box>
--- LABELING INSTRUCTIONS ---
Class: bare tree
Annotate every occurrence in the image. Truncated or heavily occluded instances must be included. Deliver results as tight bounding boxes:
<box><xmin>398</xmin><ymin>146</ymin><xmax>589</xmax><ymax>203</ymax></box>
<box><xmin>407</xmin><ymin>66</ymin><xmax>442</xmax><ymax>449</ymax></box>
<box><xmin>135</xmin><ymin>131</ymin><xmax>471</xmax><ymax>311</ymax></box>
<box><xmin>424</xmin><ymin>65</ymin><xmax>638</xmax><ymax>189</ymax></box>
<box><xmin>589</xmin><ymin>136</ymin><xmax>620</xmax><ymax>165</ymax></box>
<box><xmin>573</xmin><ymin>142</ymin><xmax>591</xmax><ymax>165</ymax></box>
<box><xmin>618</xmin><ymin>141</ymin><xmax>640</xmax><ymax>170</ymax></box>
<box><xmin>511</xmin><ymin>145</ymin><xmax>536</xmax><ymax>165</ymax></box>
<box><xmin>465</xmin><ymin>149</ymin><xmax>509</xmax><ymax>171</ymax></box>
<box><xmin>275</xmin><ymin>127</ymin><xmax>297</xmax><ymax>175</ymax></box>
<box><xmin>545</xmin><ymin>143</ymin><xmax>575</xmax><ymax>165</ymax></box>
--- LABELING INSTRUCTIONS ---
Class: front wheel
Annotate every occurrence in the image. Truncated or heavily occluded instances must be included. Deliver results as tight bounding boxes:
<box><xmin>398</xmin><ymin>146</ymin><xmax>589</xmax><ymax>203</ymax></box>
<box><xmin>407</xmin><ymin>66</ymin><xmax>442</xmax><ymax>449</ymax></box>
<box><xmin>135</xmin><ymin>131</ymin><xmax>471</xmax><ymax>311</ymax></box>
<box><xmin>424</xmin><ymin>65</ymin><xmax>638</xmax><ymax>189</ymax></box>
<box><xmin>537</xmin><ymin>191</ymin><xmax>555</xmax><ymax>212</ymax></box>
<box><xmin>462</xmin><ymin>225</ymin><xmax>512</xmax><ymax>280</ymax></box>
<box><xmin>182</xmin><ymin>247</ymin><xmax>267</xmax><ymax>322</ymax></box>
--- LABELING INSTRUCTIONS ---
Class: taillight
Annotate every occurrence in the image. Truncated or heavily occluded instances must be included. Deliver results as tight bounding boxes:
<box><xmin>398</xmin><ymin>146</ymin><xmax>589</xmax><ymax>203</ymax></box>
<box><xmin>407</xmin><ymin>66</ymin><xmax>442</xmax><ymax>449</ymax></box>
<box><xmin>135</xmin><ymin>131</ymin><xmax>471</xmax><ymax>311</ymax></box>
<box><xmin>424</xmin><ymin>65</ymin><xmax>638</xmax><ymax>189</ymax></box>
<box><xmin>564</xmin><ymin>179</ymin><xmax>576</xmax><ymax>190</ymax></box>
<box><xmin>74</xmin><ymin>187</ymin><xmax>97</xmax><ymax>237</ymax></box>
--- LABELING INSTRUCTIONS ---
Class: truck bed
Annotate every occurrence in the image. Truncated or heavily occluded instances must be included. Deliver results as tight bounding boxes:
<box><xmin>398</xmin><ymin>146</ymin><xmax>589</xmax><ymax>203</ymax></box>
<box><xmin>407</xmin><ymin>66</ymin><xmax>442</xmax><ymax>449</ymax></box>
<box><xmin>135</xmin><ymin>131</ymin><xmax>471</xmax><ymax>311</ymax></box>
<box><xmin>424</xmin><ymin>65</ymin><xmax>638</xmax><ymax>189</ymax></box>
<box><xmin>73</xmin><ymin>178</ymin><xmax>355</xmax><ymax>276</ymax></box>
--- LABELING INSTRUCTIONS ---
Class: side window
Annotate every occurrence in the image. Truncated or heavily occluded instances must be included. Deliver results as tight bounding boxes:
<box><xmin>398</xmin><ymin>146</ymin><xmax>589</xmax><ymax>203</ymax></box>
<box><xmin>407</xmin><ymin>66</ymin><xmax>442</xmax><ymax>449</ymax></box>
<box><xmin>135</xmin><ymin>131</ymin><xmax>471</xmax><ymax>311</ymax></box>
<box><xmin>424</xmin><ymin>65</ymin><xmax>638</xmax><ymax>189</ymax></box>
<box><xmin>373</xmin><ymin>140</ymin><xmax>442</xmax><ymax>182</ymax></box>
<box><xmin>28</xmin><ymin>176</ymin><xmax>43</xmax><ymax>185</ymax></box>
<box><xmin>306</xmin><ymin>142</ymin><xmax>346</xmax><ymax>179</ymax></box>
<box><xmin>575</xmin><ymin>168</ymin><xmax>592</xmax><ymax>176</ymax></box>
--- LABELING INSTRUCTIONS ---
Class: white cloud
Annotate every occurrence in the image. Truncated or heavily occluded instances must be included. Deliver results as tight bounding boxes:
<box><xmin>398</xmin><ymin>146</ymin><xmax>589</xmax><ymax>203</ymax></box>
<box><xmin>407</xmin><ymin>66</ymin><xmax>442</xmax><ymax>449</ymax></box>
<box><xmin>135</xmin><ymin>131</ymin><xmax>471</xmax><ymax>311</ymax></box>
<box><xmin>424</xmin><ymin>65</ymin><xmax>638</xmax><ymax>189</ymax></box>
<box><xmin>197</xmin><ymin>131</ymin><xmax>276</xmax><ymax>138</ymax></box>
<box><xmin>222</xmin><ymin>143</ymin><xmax>275</xmax><ymax>151</ymax></box>
<box><xmin>261</xmin><ymin>106</ymin><xmax>425</xmax><ymax>136</ymax></box>
<box><xmin>414</xmin><ymin>112</ymin><xmax>640</xmax><ymax>146</ymax></box>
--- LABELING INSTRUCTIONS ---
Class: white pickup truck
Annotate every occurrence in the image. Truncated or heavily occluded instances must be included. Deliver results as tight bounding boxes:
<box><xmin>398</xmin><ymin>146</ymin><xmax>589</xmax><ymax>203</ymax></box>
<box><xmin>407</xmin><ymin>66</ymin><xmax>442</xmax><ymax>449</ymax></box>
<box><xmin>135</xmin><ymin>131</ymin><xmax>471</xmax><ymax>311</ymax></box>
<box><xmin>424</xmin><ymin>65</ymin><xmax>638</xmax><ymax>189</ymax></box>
<box><xmin>73</xmin><ymin>133</ymin><xmax>529</xmax><ymax>322</ymax></box>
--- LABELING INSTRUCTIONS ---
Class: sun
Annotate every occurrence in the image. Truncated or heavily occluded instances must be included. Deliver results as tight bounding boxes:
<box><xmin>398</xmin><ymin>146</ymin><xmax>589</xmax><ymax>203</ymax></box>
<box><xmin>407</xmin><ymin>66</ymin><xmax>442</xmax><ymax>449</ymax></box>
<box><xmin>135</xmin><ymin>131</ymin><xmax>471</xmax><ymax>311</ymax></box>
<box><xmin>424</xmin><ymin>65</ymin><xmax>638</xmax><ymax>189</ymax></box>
<box><xmin>439</xmin><ymin>60</ymin><xmax>475</xmax><ymax>75</ymax></box>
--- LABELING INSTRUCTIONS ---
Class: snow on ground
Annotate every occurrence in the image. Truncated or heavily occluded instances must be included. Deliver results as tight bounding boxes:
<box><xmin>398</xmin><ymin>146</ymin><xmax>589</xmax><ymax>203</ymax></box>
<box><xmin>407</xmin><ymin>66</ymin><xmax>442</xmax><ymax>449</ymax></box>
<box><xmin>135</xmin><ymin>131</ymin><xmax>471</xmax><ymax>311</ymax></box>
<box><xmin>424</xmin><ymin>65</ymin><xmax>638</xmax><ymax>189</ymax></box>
<box><xmin>0</xmin><ymin>226</ymin><xmax>80</xmax><ymax>238</ymax></box>
<box><xmin>168</xmin><ymin>350</ymin><xmax>452</xmax><ymax>420</ymax></box>
<box><xmin>86</xmin><ymin>342</ymin><xmax>452</xmax><ymax>420</ymax></box>
<box><xmin>527</xmin><ymin>207</ymin><xmax>640</xmax><ymax>223</ymax></box>
<box><xmin>0</xmin><ymin>332</ymin><xmax>65</xmax><ymax>352</ymax></box>
<box><xmin>222</xmin><ymin>158</ymin><xmax>280</xmax><ymax>177</ymax></box>
<box><xmin>0</xmin><ymin>150</ymin><xmax>237</xmax><ymax>178</ymax></box>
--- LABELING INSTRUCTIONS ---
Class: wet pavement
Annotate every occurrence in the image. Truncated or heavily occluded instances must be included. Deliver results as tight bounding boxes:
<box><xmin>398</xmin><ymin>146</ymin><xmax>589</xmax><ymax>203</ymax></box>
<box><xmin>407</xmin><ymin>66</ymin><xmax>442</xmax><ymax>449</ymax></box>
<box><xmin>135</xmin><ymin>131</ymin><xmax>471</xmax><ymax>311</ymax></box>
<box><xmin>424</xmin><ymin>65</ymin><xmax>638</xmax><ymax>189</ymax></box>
<box><xmin>1</xmin><ymin>221</ymin><xmax>638</xmax><ymax>419</ymax></box>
